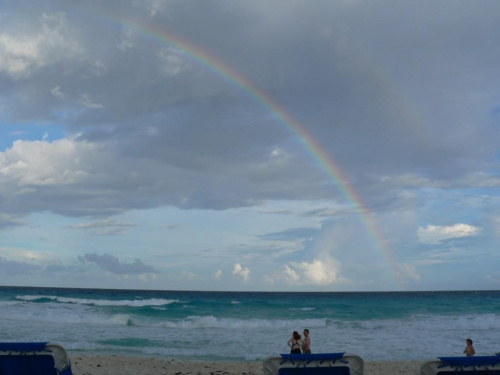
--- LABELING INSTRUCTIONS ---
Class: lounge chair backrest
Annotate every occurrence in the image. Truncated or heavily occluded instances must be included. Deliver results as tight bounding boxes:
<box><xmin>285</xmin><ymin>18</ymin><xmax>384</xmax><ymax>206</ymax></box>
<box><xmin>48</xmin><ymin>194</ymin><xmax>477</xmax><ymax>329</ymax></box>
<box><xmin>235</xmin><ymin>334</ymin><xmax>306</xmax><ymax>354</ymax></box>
<box><xmin>421</xmin><ymin>356</ymin><xmax>500</xmax><ymax>375</ymax></box>
<box><xmin>0</xmin><ymin>342</ymin><xmax>73</xmax><ymax>375</ymax></box>
<box><xmin>264</xmin><ymin>353</ymin><xmax>364</xmax><ymax>375</ymax></box>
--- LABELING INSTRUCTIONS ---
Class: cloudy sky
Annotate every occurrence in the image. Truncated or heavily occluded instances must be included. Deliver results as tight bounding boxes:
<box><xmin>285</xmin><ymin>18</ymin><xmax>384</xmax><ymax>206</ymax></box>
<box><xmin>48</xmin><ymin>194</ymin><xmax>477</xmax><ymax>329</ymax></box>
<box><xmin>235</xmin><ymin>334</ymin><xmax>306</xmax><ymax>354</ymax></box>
<box><xmin>1</xmin><ymin>0</ymin><xmax>499</xmax><ymax>291</ymax></box>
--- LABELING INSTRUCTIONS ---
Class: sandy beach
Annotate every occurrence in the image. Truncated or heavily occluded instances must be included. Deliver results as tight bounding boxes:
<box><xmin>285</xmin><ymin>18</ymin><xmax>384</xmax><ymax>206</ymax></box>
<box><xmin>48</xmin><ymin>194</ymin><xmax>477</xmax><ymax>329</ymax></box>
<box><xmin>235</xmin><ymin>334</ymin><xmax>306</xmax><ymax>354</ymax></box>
<box><xmin>70</xmin><ymin>355</ymin><xmax>422</xmax><ymax>375</ymax></box>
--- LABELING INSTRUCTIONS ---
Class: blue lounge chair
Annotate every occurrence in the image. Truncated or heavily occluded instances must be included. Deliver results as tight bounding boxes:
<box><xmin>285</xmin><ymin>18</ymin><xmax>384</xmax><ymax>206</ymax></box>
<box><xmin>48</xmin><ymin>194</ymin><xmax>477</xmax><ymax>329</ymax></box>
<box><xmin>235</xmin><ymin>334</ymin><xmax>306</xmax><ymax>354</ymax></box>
<box><xmin>420</xmin><ymin>355</ymin><xmax>500</xmax><ymax>375</ymax></box>
<box><xmin>0</xmin><ymin>342</ymin><xmax>73</xmax><ymax>375</ymax></box>
<box><xmin>263</xmin><ymin>353</ymin><xmax>364</xmax><ymax>375</ymax></box>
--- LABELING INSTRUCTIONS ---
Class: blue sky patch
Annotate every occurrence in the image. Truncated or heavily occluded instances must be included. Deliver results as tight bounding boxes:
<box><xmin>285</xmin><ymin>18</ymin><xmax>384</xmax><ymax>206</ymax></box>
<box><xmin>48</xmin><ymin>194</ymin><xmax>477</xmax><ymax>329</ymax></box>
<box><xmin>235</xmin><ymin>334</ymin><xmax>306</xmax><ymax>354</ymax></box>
<box><xmin>0</xmin><ymin>122</ymin><xmax>67</xmax><ymax>151</ymax></box>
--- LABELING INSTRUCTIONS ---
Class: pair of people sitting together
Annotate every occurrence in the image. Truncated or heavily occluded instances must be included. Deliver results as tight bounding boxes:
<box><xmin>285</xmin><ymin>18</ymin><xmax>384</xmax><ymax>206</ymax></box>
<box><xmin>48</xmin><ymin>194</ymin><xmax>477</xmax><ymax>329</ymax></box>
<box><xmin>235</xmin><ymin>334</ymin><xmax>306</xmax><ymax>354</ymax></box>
<box><xmin>287</xmin><ymin>329</ymin><xmax>311</xmax><ymax>354</ymax></box>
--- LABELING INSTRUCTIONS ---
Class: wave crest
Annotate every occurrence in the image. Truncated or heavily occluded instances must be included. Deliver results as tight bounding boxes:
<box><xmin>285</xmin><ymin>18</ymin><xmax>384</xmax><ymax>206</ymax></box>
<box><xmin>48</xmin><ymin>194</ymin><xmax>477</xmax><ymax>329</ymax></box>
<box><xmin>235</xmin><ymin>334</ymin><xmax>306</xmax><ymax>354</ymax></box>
<box><xmin>15</xmin><ymin>295</ymin><xmax>182</xmax><ymax>307</ymax></box>
<box><xmin>157</xmin><ymin>316</ymin><xmax>327</xmax><ymax>329</ymax></box>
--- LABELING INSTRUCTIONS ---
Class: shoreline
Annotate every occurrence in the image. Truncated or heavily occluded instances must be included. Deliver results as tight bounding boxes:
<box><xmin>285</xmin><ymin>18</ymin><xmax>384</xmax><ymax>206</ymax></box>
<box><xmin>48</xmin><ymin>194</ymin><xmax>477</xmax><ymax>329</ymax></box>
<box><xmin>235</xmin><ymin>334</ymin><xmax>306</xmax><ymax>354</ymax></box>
<box><xmin>70</xmin><ymin>354</ymin><xmax>422</xmax><ymax>375</ymax></box>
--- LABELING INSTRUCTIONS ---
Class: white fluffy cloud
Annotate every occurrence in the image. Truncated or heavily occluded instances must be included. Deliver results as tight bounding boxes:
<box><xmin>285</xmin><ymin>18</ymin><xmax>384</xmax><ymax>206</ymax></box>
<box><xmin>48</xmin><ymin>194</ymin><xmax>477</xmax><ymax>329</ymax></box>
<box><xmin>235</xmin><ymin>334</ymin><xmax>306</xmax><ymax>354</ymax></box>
<box><xmin>232</xmin><ymin>263</ymin><xmax>250</xmax><ymax>282</ymax></box>
<box><xmin>394</xmin><ymin>263</ymin><xmax>421</xmax><ymax>281</ymax></box>
<box><xmin>137</xmin><ymin>0</ymin><xmax>170</xmax><ymax>16</ymax></box>
<box><xmin>80</xmin><ymin>93</ymin><xmax>104</xmax><ymax>109</ymax></box>
<box><xmin>157</xmin><ymin>47</ymin><xmax>187</xmax><ymax>77</ymax></box>
<box><xmin>0</xmin><ymin>138</ymin><xmax>93</xmax><ymax>187</ymax></box>
<box><xmin>418</xmin><ymin>224</ymin><xmax>481</xmax><ymax>245</ymax></box>
<box><xmin>0</xmin><ymin>12</ymin><xmax>82</xmax><ymax>79</ymax></box>
<box><xmin>51</xmin><ymin>86</ymin><xmax>66</xmax><ymax>99</ymax></box>
<box><xmin>277</xmin><ymin>256</ymin><xmax>345</xmax><ymax>286</ymax></box>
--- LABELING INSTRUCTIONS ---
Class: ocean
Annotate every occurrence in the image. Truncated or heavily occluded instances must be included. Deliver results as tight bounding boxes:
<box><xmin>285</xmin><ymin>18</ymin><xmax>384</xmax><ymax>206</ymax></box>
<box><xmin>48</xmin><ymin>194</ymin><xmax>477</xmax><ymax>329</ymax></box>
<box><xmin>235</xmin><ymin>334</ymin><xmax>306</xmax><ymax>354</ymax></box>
<box><xmin>0</xmin><ymin>287</ymin><xmax>498</xmax><ymax>362</ymax></box>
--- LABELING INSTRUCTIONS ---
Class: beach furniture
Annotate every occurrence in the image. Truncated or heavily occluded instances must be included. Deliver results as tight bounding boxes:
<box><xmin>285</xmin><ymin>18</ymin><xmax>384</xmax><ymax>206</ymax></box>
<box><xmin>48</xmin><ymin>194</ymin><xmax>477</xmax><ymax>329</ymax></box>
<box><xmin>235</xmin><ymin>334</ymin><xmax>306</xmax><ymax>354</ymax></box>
<box><xmin>263</xmin><ymin>353</ymin><xmax>364</xmax><ymax>375</ymax></box>
<box><xmin>0</xmin><ymin>342</ymin><xmax>73</xmax><ymax>375</ymax></box>
<box><xmin>420</xmin><ymin>356</ymin><xmax>500</xmax><ymax>375</ymax></box>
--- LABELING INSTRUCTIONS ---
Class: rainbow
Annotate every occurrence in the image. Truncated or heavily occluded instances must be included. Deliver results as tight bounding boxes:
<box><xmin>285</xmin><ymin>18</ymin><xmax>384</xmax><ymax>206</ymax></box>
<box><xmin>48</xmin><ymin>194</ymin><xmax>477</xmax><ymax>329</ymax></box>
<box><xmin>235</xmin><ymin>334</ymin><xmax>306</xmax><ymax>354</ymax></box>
<box><xmin>77</xmin><ymin>8</ymin><xmax>402</xmax><ymax>289</ymax></box>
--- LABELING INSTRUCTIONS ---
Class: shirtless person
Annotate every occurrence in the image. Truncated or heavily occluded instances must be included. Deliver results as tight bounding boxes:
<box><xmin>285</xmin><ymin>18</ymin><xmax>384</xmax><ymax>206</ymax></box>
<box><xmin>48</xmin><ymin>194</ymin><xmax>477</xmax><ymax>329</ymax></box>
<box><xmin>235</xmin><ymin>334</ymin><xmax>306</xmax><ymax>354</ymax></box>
<box><xmin>302</xmin><ymin>329</ymin><xmax>311</xmax><ymax>354</ymax></box>
<box><xmin>464</xmin><ymin>338</ymin><xmax>475</xmax><ymax>357</ymax></box>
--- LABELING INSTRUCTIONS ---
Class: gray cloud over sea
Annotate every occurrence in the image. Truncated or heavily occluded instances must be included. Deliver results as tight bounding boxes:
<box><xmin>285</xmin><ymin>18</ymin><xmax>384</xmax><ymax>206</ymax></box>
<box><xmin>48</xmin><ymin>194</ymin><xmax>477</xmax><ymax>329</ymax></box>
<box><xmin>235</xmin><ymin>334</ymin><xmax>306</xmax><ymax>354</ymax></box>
<box><xmin>0</xmin><ymin>0</ymin><xmax>499</xmax><ymax>290</ymax></box>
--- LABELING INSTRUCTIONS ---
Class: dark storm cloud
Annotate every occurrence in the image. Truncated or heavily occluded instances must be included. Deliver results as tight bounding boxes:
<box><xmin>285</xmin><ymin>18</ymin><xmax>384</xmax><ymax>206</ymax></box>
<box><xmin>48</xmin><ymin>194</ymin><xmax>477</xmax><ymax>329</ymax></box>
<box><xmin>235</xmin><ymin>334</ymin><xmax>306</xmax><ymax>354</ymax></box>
<box><xmin>0</xmin><ymin>257</ymin><xmax>41</xmax><ymax>276</ymax></box>
<box><xmin>79</xmin><ymin>253</ymin><xmax>157</xmax><ymax>274</ymax></box>
<box><xmin>0</xmin><ymin>256</ymin><xmax>86</xmax><ymax>277</ymax></box>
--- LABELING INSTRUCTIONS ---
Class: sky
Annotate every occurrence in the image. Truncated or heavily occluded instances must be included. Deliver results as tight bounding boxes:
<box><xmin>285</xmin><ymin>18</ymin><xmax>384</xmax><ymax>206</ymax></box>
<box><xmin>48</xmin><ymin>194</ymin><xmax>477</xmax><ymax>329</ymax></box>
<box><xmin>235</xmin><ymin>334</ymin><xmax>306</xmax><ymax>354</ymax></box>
<box><xmin>0</xmin><ymin>0</ymin><xmax>499</xmax><ymax>292</ymax></box>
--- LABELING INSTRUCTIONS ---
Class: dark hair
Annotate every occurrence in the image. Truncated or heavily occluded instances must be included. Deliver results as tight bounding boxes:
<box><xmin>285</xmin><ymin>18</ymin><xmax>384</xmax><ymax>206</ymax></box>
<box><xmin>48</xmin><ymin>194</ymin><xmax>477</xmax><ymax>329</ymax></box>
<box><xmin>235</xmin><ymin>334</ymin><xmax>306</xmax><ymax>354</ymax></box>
<box><xmin>466</xmin><ymin>338</ymin><xmax>473</xmax><ymax>345</ymax></box>
<box><xmin>304</xmin><ymin>329</ymin><xmax>309</xmax><ymax>334</ymax></box>
<box><xmin>293</xmin><ymin>331</ymin><xmax>301</xmax><ymax>340</ymax></box>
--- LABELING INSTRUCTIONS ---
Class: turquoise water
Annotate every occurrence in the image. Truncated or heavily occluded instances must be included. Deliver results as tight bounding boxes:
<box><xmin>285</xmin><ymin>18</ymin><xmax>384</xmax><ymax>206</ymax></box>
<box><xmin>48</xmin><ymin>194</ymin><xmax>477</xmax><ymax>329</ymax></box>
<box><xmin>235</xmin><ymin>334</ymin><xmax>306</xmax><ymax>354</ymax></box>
<box><xmin>0</xmin><ymin>287</ymin><xmax>499</xmax><ymax>361</ymax></box>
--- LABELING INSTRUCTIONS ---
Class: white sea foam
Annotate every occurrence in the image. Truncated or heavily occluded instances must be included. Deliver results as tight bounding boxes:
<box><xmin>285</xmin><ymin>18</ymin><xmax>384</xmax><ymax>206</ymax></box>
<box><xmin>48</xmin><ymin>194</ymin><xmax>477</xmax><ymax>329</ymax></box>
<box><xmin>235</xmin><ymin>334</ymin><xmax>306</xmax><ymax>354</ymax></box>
<box><xmin>0</xmin><ymin>300</ymin><xmax>25</xmax><ymax>306</ymax></box>
<box><xmin>1</xmin><ymin>304</ymin><xmax>132</xmax><ymax>326</ymax></box>
<box><xmin>355</xmin><ymin>313</ymin><xmax>500</xmax><ymax>332</ymax></box>
<box><xmin>4</xmin><ymin>290</ymin><xmax>500</xmax><ymax>361</ymax></box>
<box><xmin>15</xmin><ymin>295</ymin><xmax>182</xmax><ymax>307</ymax></box>
<box><xmin>15</xmin><ymin>295</ymin><xmax>56</xmax><ymax>301</ymax></box>
<box><xmin>154</xmin><ymin>316</ymin><xmax>328</xmax><ymax>329</ymax></box>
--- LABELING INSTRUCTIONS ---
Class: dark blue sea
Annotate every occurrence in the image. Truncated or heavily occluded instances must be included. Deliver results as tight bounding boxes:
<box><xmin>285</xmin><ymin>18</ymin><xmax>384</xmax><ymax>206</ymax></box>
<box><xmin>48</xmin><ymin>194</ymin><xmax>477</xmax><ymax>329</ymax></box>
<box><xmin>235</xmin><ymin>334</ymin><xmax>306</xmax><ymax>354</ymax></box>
<box><xmin>0</xmin><ymin>287</ymin><xmax>498</xmax><ymax>361</ymax></box>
